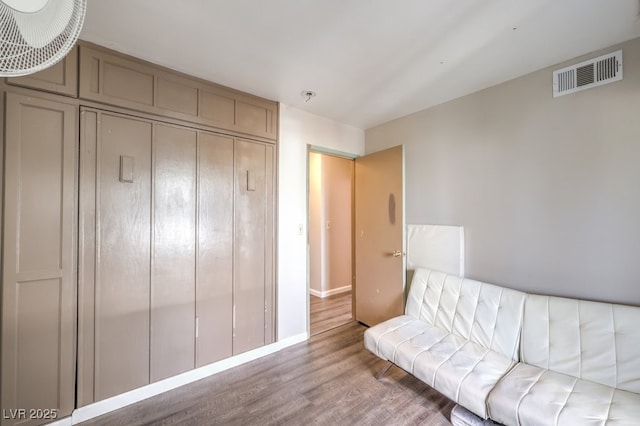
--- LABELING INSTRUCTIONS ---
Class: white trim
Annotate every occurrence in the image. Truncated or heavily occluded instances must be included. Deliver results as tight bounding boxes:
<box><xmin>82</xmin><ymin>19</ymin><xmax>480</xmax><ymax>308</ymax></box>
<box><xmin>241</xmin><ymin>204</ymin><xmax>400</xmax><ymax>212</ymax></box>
<box><xmin>309</xmin><ymin>288</ymin><xmax>323</xmax><ymax>298</ymax></box>
<box><xmin>71</xmin><ymin>332</ymin><xmax>308</xmax><ymax>424</ymax></box>
<box><xmin>45</xmin><ymin>417</ymin><xmax>72</xmax><ymax>426</ymax></box>
<box><xmin>309</xmin><ymin>285</ymin><xmax>351</xmax><ymax>299</ymax></box>
<box><xmin>308</xmin><ymin>145</ymin><xmax>359</xmax><ymax>160</ymax></box>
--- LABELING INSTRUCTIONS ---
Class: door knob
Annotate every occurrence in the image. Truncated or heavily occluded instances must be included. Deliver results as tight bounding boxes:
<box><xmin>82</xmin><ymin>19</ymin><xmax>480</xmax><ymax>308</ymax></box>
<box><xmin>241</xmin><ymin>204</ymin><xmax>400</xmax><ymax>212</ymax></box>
<box><xmin>392</xmin><ymin>250</ymin><xmax>402</xmax><ymax>257</ymax></box>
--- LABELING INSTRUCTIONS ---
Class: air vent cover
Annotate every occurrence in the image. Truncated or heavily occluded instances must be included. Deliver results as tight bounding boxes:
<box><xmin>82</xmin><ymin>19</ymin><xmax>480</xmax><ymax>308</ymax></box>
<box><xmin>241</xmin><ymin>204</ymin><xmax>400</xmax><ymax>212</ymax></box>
<box><xmin>553</xmin><ymin>50</ymin><xmax>622</xmax><ymax>97</ymax></box>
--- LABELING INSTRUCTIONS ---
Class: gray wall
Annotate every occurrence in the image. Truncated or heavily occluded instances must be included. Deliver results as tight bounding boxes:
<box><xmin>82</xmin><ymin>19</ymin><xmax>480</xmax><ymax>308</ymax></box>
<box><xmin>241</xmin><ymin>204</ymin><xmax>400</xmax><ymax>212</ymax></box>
<box><xmin>366</xmin><ymin>37</ymin><xmax>640</xmax><ymax>305</ymax></box>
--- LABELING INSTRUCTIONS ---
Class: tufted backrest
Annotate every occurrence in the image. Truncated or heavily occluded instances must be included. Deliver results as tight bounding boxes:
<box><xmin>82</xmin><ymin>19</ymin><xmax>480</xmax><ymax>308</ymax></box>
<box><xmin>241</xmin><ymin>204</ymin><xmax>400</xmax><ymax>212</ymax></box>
<box><xmin>522</xmin><ymin>294</ymin><xmax>640</xmax><ymax>393</ymax></box>
<box><xmin>406</xmin><ymin>268</ymin><xmax>526</xmax><ymax>361</ymax></box>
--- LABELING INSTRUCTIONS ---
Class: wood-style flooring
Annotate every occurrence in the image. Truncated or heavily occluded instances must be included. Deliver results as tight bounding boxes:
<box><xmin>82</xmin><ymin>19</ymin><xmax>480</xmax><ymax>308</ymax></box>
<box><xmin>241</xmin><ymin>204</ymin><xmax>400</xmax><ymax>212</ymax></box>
<box><xmin>310</xmin><ymin>291</ymin><xmax>352</xmax><ymax>336</ymax></box>
<box><xmin>79</xmin><ymin>322</ymin><xmax>454</xmax><ymax>426</ymax></box>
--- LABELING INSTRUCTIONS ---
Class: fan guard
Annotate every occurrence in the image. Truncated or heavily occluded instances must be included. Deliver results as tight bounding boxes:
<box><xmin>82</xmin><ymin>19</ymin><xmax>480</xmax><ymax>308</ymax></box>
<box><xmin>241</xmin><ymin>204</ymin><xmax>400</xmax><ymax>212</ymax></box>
<box><xmin>1</xmin><ymin>0</ymin><xmax>86</xmax><ymax>77</ymax></box>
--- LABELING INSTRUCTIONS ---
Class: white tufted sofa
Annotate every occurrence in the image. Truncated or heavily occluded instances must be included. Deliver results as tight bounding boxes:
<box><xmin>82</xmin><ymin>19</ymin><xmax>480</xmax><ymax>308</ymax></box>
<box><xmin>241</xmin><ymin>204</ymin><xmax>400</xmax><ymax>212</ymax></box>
<box><xmin>487</xmin><ymin>294</ymin><xmax>640</xmax><ymax>425</ymax></box>
<box><xmin>363</xmin><ymin>268</ymin><xmax>526</xmax><ymax>419</ymax></box>
<box><xmin>364</xmin><ymin>268</ymin><xmax>640</xmax><ymax>425</ymax></box>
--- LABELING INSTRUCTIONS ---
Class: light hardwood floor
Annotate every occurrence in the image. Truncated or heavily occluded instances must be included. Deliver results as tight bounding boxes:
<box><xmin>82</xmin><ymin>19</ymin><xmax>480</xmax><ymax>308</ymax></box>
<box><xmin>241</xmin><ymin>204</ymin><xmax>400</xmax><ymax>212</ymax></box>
<box><xmin>310</xmin><ymin>291</ymin><xmax>352</xmax><ymax>336</ymax></box>
<box><xmin>79</xmin><ymin>322</ymin><xmax>454</xmax><ymax>425</ymax></box>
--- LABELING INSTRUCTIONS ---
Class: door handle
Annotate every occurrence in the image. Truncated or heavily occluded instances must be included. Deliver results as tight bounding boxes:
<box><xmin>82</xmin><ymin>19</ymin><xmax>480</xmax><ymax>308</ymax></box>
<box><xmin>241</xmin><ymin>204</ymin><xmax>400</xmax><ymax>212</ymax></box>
<box><xmin>392</xmin><ymin>250</ymin><xmax>402</xmax><ymax>258</ymax></box>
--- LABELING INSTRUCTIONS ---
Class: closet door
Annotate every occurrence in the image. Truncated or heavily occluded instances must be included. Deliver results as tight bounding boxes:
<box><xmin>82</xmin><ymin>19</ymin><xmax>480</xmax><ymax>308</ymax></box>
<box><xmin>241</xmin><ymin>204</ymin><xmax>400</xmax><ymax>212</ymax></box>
<box><xmin>90</xmin><ymin>111</ymin><xmax>153</xmax><ymax>401</ymax></box>
<box><xmin>233</xmin><ymin>139</ymin><xmax>275</xmax><ymax>354</ymax></box>
<box><xmin>151</xmin><ymin>124</ymin><xmax>197</xmax><ymax>381</ymax></box>
<box><xmin>77</xmin><ymin>109</ymin><xmax>277</xmax><ymax>402</ymax></box>
<box><xmin>196</xmin><ymin>133</ymin><xmax>234</xmax><ymax>366</ymax></box>
<box><xmin>1</xmin><ymin>93</ymin><xmax>77</xmax><ymax>425</ymax></box>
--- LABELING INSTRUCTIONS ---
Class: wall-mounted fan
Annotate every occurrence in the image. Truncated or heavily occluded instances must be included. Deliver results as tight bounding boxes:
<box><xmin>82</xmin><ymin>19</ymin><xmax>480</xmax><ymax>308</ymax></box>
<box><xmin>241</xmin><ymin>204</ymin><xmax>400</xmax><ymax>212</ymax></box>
<box><xmin>1</xmin><ymin>0</ymin><xmax>86</xmax><ymax>77</ymax></box>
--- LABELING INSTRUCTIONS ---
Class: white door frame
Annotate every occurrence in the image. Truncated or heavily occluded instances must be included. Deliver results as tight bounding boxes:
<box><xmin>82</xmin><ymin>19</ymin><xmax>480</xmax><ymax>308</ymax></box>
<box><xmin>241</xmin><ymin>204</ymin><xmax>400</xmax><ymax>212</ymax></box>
<box><xmin>306</xmin><ymin>145</ymin><xmax>358</xmax><ymax>335</ymax></box>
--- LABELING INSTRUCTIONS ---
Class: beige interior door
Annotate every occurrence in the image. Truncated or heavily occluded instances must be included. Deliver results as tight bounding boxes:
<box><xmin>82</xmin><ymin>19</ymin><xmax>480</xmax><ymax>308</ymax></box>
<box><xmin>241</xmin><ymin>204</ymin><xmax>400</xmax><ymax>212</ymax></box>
<box><xmin>354</xmin><ymin>145</ymin><xmax>404</xmax><ymax>326</ymax></box>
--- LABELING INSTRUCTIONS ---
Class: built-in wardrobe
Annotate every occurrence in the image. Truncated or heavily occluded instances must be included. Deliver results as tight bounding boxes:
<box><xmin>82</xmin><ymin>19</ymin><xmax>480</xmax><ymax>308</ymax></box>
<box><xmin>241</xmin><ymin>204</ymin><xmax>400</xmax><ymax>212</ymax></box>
<box><xmin>1</xmin><ymin>43</ymin><xmax>277</xmax><ymax>425</ymax></box>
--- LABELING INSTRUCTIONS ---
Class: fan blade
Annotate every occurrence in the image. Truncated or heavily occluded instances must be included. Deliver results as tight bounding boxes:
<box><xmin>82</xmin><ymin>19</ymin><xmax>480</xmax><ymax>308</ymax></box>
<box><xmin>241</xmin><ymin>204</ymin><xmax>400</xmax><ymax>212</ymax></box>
<box><xmin>1</xmin><ymin>0</ymin><xmax>48</xmax><ymax>13</ymax></box>
<box><xmin>13</xmin><ymin>0</ymin><xmax>74</xmax><ymax>48</ymax></box>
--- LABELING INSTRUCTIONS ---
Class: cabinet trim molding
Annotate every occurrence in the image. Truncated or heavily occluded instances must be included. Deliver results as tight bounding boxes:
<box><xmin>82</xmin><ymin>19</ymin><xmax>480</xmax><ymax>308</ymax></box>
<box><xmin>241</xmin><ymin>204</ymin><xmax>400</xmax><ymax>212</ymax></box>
<box><xmin>78</xmin><ymin>42</ymin><xmax>278</xmax><ymax>141</ymax></box>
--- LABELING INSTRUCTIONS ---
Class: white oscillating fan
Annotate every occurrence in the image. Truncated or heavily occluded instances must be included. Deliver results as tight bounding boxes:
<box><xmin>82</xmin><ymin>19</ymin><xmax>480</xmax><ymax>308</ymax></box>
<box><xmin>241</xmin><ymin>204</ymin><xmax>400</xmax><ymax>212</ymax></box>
<box><xmin>0</xmin><ymin>0</ymin><xmax>86</xmax><ymax>77</ymax></box>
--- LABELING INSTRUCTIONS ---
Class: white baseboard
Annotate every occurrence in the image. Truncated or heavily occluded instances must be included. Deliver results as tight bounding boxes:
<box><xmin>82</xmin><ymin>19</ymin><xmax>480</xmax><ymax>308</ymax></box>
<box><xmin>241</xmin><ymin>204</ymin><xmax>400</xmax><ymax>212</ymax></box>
<box><xmin>71</xmin><ymin>332</ymin><xmax>308</xmax><ymax>424</ymax></box>
<box><xmin>309</xmin><ymin>288</ymin><xmax>322</xmax><ymax>297</ymax></box>
<box><xmin>45</xmin><ymin>417</ymin><xmax>72</xmax><ymax>426</ymax></box>
<box><xmin>309</xmin><ymin>285</ymin><xmax>351</xmax><ymax>298</ymax></box>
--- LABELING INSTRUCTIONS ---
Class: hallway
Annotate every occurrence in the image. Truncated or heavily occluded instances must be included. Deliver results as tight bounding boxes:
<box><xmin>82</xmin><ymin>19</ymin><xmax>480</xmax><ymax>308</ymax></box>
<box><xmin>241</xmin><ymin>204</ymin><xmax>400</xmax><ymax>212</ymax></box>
<box><xmin>310</xmin><ymin>291</ymin><xmax>352</xmax><ymax>336</ymax></box>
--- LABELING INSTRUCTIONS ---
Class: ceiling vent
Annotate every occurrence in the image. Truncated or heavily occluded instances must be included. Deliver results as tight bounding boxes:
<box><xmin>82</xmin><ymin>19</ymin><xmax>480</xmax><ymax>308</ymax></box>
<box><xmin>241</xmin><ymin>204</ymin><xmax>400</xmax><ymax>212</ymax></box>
<box><xmin>553</xmin><ymin>50</ymin><xmax>622</xmax><ymax>97</ymax></box>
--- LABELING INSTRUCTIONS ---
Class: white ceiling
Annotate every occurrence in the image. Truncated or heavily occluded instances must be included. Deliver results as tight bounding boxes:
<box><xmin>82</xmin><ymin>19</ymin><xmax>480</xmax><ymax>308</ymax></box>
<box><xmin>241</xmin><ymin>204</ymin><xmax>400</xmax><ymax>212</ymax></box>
<box><xmin>80</xmin><ymin>0</ymin><xmax>640</xmax><ymax>129</ymax></box>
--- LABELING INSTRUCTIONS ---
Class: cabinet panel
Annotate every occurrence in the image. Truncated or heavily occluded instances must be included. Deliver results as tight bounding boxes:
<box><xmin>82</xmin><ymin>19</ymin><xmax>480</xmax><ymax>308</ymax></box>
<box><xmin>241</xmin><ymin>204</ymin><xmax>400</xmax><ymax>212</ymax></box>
<box><xmin>102</xmin><ymin>60</ymin><xmax>155</xmax><ymax>106</ymax></box>
<box><xmin>196</xmin><ymin>133</ymin><xmax>234</xmax><ymax>366</ymax></box>
<box><xmin>151</xmin><ymin>124</ymin><xmax>197</xmax><ymax>381</ymax></box>
<box><xmin>234</xmin><ymin>140</ymin><xmax>268</xmax><ymax>354</ymax></box>
<box><xmin>199</xmin><ymin>87</ymin><xmax>235</xmax><ymax>129</ymax></box>
<box><xmin>264</xmin><ymin>144</ymin><xmax>275</xmax><ymax>344</ymax></box>
<box><xmin>79</xmin><ymin>44</ymin><xmax>278</xmax><ymax>141</ymax></box>
<box><xmin>1</xmin><ymin>93</ymin><xmax>76</xmax><ymax>425</ymax></box>
<box><xmin>156</xmin><ymin>76</ymin><xmax>199</xmax><ymax>116</ymax></box>
<box><xmin>6</xmin><ymin>47</ymin><xmax>78</xmax><ymax>97</ymax></box>
<box><xmin>94</xmin><ymin>113</ymin><xmax>152</xmax><ymax>401</ymax></box>
<box><xmin>80</xmin><ymin>46</ymin><xmax>154</xmax><ymax>108</ymax></box>
<box><xmin>236</xmin><ymin>97</ymin><xmax>276</xmax><ymax>140</ymax></box>
<box><xmin>77</xmin><ymin>109</ymin><xmax>97</xmax><ymax>406</ymax></box>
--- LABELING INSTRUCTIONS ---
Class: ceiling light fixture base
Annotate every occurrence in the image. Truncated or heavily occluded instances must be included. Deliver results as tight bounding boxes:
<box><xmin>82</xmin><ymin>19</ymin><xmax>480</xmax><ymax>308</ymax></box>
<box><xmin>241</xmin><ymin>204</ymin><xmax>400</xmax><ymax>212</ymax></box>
<box><xmin>301</xmin><ymin>90</ymin><xmax>317</xmax><ymax>103</ymax></box>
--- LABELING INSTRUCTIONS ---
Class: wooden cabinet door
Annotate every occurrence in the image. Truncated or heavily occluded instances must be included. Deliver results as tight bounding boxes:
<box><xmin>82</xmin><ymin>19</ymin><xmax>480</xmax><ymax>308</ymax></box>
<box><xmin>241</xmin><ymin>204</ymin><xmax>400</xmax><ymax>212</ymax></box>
<box><xmin>1</xmin><ymin>93</ymin><xmax>77</xmax><ymax>425</ymax></box>
<box><xmin>150</xmin><ymin>124</ymin><xmax>197</xmax><ymax>381</ymax></box>
<box><xmin>233</xmin><ymin>140</ymin><xmax>275</xmax><ymax>354</ymax></box>
<box><xmin>196</xmin><ymin>133</ymin><xmax>234</xmax><ymax>366</ymax></box>
<box><xmin>79</xmin><ymin>110</ymin><xmax>153</xmax><ymax>402</ymax></box>
<box><xmin>77</xmin><ymin>108</ymin><xmax>277</xmax><ymax>402</ymax></box>
<box><xmin>79</xmin><ymin>45</ymin><xmax>278</xmax><ymax>141</ymax></box>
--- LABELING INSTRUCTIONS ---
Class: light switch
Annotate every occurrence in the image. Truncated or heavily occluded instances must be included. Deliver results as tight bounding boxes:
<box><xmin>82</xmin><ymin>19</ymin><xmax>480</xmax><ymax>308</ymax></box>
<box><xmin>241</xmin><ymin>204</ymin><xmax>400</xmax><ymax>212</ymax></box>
<box><xmin>119</xmin><ymin>155</ymin><xmax>134</xmax><ymax>183</ymax></box>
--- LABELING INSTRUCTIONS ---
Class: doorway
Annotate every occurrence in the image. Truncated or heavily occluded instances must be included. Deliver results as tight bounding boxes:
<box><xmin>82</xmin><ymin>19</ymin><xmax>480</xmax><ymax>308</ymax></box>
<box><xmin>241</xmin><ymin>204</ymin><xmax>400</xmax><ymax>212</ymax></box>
<box><xmin>308</xmin><ymin>150</ymin><xmax>355</xmax><ymax>335</ymax></box>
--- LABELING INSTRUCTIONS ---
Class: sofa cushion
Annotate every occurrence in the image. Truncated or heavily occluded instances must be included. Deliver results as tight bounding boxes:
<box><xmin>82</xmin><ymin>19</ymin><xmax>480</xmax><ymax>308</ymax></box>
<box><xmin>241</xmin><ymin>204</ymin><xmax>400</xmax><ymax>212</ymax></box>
<box><xmin>364</xmin><ymin>315</ymin><xmax>516</xmax><ymax>418</ymax></box>
<box><xmin>487</xmin><ymin>363</ymin><xmax>640</xmax><ymax>426</ymax></box>
<box><xmin>405</xmin><ymin>268</ymin><xmax>526</xmax><ymax>362</ymax></box>
<box><xmin>521</xmin><ymin>294</ymin><xmax>640</xmax><ymax>393</ymax></box>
